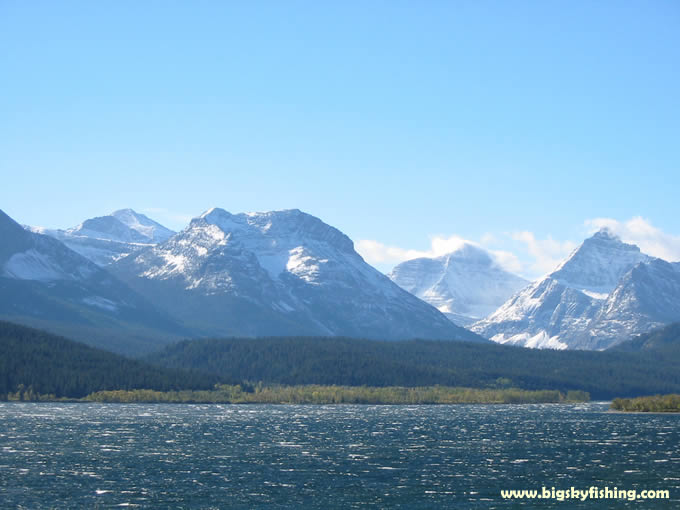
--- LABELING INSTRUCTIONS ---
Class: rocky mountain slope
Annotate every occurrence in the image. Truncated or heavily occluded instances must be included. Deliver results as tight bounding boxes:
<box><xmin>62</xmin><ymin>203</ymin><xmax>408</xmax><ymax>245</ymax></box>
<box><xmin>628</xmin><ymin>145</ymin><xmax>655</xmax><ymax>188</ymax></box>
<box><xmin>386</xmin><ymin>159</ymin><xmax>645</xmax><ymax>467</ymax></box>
<box><xmin>472</xmin><ymin>230</ymin><xmax>680</xmax><ymax>350</ymax></box>
<box><xmin>389</xmin><ymin>243</ymin><xmax>527</xmax><ymax>326</ymax></box>
<box><xmin>612</xmin><ymin>322</ymin><xmax>680</xmax><ymax>355</ymax></box>
<box><xmin>110</xmin><ymin>208</ymin><xmax>484</xmax><ymax>342</ymax></box>
<box><xmin>1</xmin><ymin>209</ymin><xmax>183</xmax><ymax>354</ymax></box>
<box><xmin>28</xmin><ymin>209</ymin><xmax>174</xmax><ymax>266</ymax></box>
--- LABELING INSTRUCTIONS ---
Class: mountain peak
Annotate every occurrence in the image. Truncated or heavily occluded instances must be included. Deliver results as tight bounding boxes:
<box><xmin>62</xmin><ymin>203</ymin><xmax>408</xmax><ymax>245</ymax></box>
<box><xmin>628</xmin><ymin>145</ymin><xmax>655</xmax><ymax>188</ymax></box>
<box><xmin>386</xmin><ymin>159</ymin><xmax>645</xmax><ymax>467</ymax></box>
<box><xmin>194</xmin><ymin>208</ymin><xmax>355</xmax><ymax>253</ymax></box>
<box><xmin>110</xmin><ymin>209</ymin><xmax>175</xmax><ymax>243</ymax></box>
<box><xmin>27</xmin><ymin>209</ymin><xmax>175</xmax><ymax>266</ymax></box>
<box><xmin>441</xmin><ymin>243</ymin><xmax>494</xmax><ymax>265</ymax></box>
<box><xmin>72</xmin><ymin>216</ymin><xmax>148</xmax><ymax>244</ymax></box>
<box><xmin>548</xmin><ymin>229</ymin><xmax>648</xmax><ymax>295</ymax></box>
<box><xmin>111</xmin><ymin>208</ymin><xmax>137</xmax><ymax>216</ymax></box>
<box><xmin>110</xmin><ymin>208</ymin><xmax>477</xmax><ymax>342</ymax></box>
<box><xmin>472</xmin><ymin>228</ymin><xmax>661</xmax><ymax>350</ymax></box>
<box><xmin>199</xmin><ymin>207</ymin><xmax>231</xmax><ymax>220</ymax></box>
<box><xmin>390</xmin><ymin>243</ymin><xmax>527</xmax><ymax>326</ymax></box>
<box><xmin>590</xmin><ymin>227</ymin><xmax>620</xmax><ymax>242</ymax></box>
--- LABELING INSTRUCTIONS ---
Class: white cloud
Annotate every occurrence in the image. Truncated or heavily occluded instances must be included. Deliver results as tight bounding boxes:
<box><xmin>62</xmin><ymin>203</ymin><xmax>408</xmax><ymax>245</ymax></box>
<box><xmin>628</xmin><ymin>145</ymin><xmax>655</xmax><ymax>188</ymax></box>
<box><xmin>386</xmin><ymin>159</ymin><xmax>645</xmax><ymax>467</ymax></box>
<box><xmin>356</xmin><ymin>235</ymin><xmax>523</xmax><ymax>274</ymax></box>
<box><xmin>480</xmin><ymin>232</ymin><xmax>497</xmax><ymax>245</ymax></box>
<box><xmin>585</xmin><ymin>216</ymin><xmax>680</xmax><ymax>262</ymax></box>
<box><xmin>429</xmin><ymin>235</ymin><xmax>471</xmax><ymax>257</ymax></box>
<box><xmin>358</xmin><ymin>218</ymin><xmax>680</xmax><ymax>280</ymax></box>
<box><xmin>510</xmin><ymin>231</ymin><xmax>577</xmax><ymax>276</ymax></box>
<box><xmin>489</xmin><ymin>249</ymin><xmax>523</xmax><ymax>274</ymax></box>
<box><xmin>354</xmin><ymin>240</ymin><xmax>431</xmax><ymax>265</ymax></box>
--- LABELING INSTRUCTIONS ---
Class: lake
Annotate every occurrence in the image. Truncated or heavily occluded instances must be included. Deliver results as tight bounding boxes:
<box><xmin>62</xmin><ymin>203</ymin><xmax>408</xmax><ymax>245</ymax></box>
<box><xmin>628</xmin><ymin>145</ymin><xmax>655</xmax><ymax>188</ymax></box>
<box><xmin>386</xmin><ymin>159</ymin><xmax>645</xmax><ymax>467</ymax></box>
<box><xmin>0</xmin><ymin>402</ymin><xmax>677</xmax><ymax>508</ymax></box>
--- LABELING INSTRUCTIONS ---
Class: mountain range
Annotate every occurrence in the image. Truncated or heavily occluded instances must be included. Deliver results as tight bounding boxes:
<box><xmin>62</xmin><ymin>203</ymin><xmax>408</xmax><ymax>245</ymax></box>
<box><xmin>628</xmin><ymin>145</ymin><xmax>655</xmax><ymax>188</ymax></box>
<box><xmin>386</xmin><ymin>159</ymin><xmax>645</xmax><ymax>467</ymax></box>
<box><xmin>4</xmin><ymin>205</ymin><xmax>680</xmax><ymax>354</ymax></box>
<box><xmin>471</xmin><ymin>230</ymin><xmax>680</xmax><ymax>350</ymax></box>
<box><xmin>2</xmin><ymin>207</ymin><xmax>481</xmax><ymax>354</ymax></box>
<box><xmin>108</xmin><ymin>207</ymin><xmax>480</xmax><ymax>342</ymax></box>
<box><xmin>0</xmin><ymin>209</ymin><xmax>183</xmax><ymax>354</ymax></box>
<box><xmin>28</xmin><ymin>209</ymin><xmax>175</xmax><ymax>266</ymax></box>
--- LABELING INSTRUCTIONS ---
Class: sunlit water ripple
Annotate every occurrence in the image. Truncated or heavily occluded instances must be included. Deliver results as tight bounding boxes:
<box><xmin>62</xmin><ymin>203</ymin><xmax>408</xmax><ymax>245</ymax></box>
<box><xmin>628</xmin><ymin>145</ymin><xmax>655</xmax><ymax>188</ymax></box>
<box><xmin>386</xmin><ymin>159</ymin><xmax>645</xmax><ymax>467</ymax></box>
<box><xmin>0</xmin><ymin>402</ymin><xmax>678</xmax><ymax>508</ymax></box>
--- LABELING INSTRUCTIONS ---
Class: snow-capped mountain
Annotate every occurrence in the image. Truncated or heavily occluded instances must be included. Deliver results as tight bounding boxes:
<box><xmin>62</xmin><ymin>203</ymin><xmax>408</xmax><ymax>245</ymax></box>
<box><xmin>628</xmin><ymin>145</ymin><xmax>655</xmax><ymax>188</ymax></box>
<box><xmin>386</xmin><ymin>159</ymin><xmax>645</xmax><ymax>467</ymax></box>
<box><xmin>3</xmin><ymin>209</ymin><xmax>100</xmax><ymax>283</ymax></box>
<box><xmin>110</xmin><ymin>208</ymin><xmax>484</xmax><ymax>342</ymax></box>
<box><xmin>548</xmin><ymin>229</ymin><xmax>651</xmax><ymax>298</ymax></box>
<box><xmin>110</xmin><ymin>209</ymin><xmax>175</xmax><ymax>243</ymax></box>
<box><xmin>472</xmin><ymin>230</ymin><xmax>679</xmax><ymax>350</ymax></box>
<box><xmin>1</xmin><ymin>209</ymin><xmax>182</xmax><ymax>354</ymax></box>
<box><xmin>471</xmin><ymin>276</ymin><xmax>601</xmax><ymax>349</ymax></box>
<box><xmin>388</xmin><ymin>243</ymin><xmax>528</xmax><ymax>326</ymax></box>
<box><xmin>581</xmin><ymin>259</ymin><xmax>680</xmax><ymax>350</ymax></box>
<box><xmin>28</xmin><ymin>209</ymin><xmax>174</xmax><ymax>266</ymax></box>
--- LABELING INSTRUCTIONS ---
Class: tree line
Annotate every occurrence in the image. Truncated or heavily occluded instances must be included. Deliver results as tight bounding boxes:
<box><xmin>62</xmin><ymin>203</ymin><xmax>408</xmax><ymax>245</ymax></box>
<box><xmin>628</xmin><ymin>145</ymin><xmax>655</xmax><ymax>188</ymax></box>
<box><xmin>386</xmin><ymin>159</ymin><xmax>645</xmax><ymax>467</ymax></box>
<box><xmin>611</xmin><ymin>394</ymin><xmax>680</xmax><ymax>413</ymax></box>
<box><xmin>147</xmin><ymin>335</ymin><xmax>680</xmax><ymax>400</ymax></box>
<box><xmin>85</xmin><ymin>384</ymin><xmax>590</xmax><ymax>405</ymax></box>
<box><xmin>4</xmin><ymin>319</ymin><xmax>680</xmax><ymax>401</ymax></box>
<box><xmin>0</xmin><ymin>321</ymin><xmax>221</xmax><ymax>399</ymax></box>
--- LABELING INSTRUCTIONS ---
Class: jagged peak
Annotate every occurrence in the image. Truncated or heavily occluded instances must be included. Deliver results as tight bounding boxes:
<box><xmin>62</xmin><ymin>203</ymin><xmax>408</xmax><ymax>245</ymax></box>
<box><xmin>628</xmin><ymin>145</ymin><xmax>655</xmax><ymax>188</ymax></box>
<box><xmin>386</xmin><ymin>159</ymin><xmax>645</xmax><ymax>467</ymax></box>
<box><xmin>578</xmin><ymin>228</ymin><xmax>643</xmax><ymax>254</ymax></box>
<box><xmin>190</xmin><ymin>207</ymin><xmax>355</xmax><ymax>252</ymax></box>
<box><xmin>547</xmin><ymin>228</ymin><xmax>650</xmax><ymax>296</ymax></box>
<box><xmin>554</xmin><ymin>229</ymin><xmax>642</xmax><ymax>271</ymax></box>
<box><xmin>111</xmin><ymin>209</ymin><xmax>174</xmax><ymax>235</ymax></box>
<box><xmin>589</xmin><ymin>227</ymin><xmax>620</xmax><ymax>242</ymax></box>
<box><xmin>245</xmin><ymin>208</ymin><xmax>304</xmax><ymax>218</ymax></box>
<box><xmin>200</xmin><ymin>207</ymin><xmax>308</xmax><ymax>220</ymax></box>
<box><xmin>196</xmin><ymin>207</ymin><xmax>320</xmax><ymax>230</ymax></box>
<box><xmin>199</xmin><ymin>207</ymin><xmax>230</xmax><ymax>219</ymax></box>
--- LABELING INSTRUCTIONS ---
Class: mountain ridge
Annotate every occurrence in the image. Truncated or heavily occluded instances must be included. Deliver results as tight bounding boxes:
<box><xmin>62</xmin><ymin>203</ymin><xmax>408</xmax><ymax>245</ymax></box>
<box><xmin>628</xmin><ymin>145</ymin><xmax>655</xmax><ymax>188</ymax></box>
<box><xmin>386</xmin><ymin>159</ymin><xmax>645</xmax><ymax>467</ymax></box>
<box><xmin>1</xmin><ymin>209</ymin><xmax>186</xmax><ymax>354</ymax></box>
<box><xmin>28</xmin><ymin>209</ymin><xmax>175</xmax><ymax>266</ymax></box>
<box><xmin>472</xmin><ymin>229</ymin><xmax>680</xmax><ymax>350</ymax></box>
<box><xmin>109</xmin><ymin>207</ymin><xmax>485</xmax><ymax>342</ymax></box>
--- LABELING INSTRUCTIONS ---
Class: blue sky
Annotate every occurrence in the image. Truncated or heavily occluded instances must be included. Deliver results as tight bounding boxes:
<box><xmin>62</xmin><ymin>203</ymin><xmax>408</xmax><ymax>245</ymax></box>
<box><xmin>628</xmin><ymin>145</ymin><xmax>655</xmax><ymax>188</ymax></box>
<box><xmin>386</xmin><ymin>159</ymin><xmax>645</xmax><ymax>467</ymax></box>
<box><xmin>1</xmin><ymin>1</ymin><xmax>679</xmax><ymax>277</ymax></box>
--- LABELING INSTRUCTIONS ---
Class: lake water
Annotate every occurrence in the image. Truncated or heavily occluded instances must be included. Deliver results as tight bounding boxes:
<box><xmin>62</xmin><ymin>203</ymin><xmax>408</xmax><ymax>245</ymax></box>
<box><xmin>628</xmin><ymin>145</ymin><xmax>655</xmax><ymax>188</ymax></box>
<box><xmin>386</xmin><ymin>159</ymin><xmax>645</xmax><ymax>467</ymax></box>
<box><xmin>0</xmin><ymin>402</ymin><xmax>678</xmax><ymax>508</ymax></box>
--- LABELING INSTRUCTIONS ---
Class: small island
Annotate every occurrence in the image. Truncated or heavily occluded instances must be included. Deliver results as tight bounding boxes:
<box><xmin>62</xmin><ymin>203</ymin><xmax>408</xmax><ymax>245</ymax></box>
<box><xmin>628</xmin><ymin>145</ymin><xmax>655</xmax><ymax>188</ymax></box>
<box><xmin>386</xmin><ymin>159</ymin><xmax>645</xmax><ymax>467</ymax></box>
<box><xmin>611</xmin><ymin>394</ymin><xmax>680</xmax><ymax>413</ymax></box>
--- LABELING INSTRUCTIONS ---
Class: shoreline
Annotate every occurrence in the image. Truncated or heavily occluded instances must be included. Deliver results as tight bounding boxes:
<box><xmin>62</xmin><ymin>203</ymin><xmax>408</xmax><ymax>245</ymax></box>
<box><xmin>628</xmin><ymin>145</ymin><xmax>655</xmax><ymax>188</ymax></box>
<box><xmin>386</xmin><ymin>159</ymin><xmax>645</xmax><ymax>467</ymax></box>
<box><xmin>2</xmin><ymin>400</ymin><xmax>591</xmax><ymax>406</ymax></box>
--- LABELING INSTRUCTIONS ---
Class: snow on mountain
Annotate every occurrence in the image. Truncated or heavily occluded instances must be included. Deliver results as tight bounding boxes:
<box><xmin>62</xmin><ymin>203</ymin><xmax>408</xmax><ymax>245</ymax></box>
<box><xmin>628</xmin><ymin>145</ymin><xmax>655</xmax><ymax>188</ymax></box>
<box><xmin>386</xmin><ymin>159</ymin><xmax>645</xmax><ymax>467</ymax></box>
<box><xmin>28</xmin><ymin>209</ymin><xmax>175</xmax><ymax>266</ymax></box>
<box><xmin>111</xmin><ymin>209</ymin><xmax>175</xmax><ymax>243</ymax></box>
<box><xmin>3</xmin><ymin>211</ymin><xmax>100</xmax><ymax>283</ymax></box>
<box><xmin>471</xmin><ymin>277</ymin><xmax>600</xmax><ymax>349</ymax></box>
<box><xmin>1</xmin><ymin>209</ymin><xmax>183</xmax><ymax>354</ymax></box>
<box><xmin>549</xmin><ymin>229</ymin><xmax>650</xmax><ymax>296</ymax></box>
<box><xmin>472</xmin><ymin>229</ymin><xmax>680</xmax><ymax>350</ymax></box>
<box><xmin>110</xmin><ymin>208</ymin><xmax>484</xmax><ymax>342</ymax></box>
<box><xmin>388</xmin><ymin>243</ymin><xmax>528</xmax><ymax>326</ymax></box>
<box><xmin>580</xmin><ymin>259</ymin><xmax>680</xmax><ymax>350</ymax></box>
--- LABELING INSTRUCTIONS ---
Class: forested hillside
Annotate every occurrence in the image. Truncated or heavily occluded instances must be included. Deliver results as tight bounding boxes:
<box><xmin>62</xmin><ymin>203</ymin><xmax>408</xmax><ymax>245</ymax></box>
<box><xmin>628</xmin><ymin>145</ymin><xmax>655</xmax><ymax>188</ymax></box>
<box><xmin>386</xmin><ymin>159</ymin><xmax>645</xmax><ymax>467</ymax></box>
<box><xmin>4</xmin><ymin>319</ymin><xmax>679</xmax><ymax>402</ymax></box>
<box><xmin>148</xmin><ymin>336</ymin><xmax>680</xmax><ymax>400</ymax></box>
<box><xmin>612</xmin><ymin>322</ymin><xmax>680</xmax><ymax>356</ymax></box>
<box><xmin>0</xmin><ymin>321</ymin><xmax>220</xmax><ymax>399</ymax></box>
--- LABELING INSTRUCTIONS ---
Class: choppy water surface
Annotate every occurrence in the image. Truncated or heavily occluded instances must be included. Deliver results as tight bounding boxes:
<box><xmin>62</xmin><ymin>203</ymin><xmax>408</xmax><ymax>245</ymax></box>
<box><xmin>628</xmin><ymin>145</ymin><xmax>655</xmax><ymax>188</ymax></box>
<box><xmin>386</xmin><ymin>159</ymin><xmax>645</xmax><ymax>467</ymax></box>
<box><xmin>0</xmin><ymin>403</ymin><xmax>678</xmax><ymax>508</ymax></box>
